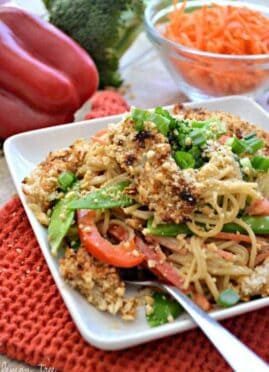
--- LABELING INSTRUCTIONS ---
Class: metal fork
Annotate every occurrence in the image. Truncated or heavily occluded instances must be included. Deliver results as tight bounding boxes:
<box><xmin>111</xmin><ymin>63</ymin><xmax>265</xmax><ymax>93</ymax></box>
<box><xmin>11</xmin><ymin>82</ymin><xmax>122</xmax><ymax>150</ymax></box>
<box><xmin>126</xmin><ymin>280</ymin><xmax>268</xmax><ymax>372</ymax></box>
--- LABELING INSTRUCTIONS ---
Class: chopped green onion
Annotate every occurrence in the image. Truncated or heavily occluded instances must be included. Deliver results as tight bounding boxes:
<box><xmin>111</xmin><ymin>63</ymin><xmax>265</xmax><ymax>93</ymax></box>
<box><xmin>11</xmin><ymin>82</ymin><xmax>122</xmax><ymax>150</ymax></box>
<box><xmin>240</xmin><ymin>157</ymin><xmax>252</xmax><ymax>169</ymax></box>
<box><xmin>151</xmin><ymin>113</ymin><xmax>170</xmax><ymax>136</ymax></box>
<box><xmin>229</xmin><ymin>133</ymin><xmax>264</xmax><ymax>155</ymax></box>
<box><xmin>190</xmin><ymin>120</ymin><xmax>208</xmax><ymax>128</ymax></box>
<box><xmin>175</xmin><ymin>151</ymin><xmax>195</xmax><ymax>169</ymax></box>
<box><xmin>155</xmin><ymin>107</ymin><xmax>174</xmax><ymax>123</ymax></box>
<box><xmin>240</xmin><ymin>157</ymin><xmax>254</xmax><ymax>177</ymax></box>
<box><xmin>131</xmin><ymin>108</ymin><xmax>150</xmax><ymax>131</ymax></box>
<box><xmin>189</xmin><ymin>129</ymin><xmax>206</xmax><ymax>146</ymax></box>
<box><xmin>58</xmin><ymin>171</ymin><xmax>77</xmax><ymax>191</ymax></box>
<box><xmin>209</xmin><ymin>120</ymin><xmax>226</xmax><ymax>135</ymax></box>
<box><xmin>243</xmin><ymin>132</ymin><xmax>256</xmax><ymax>141</ymax></box>
<box><xmin>251</xmin><ymin>156</ymin><xmax>269</xmax><ymax>172</ymax></box>
<box><xmin>217</xmin><ymin>288</ymin><xmax>240</xmax><ymax>307</ymax></box>
<box><xmin>231</xmin><ymin>137</ymin><xmax>246</xmax><ymax>154</ymax></box>
<box><xmin>131</xmin><ymin>107</ymin><xmax>173</xmax><ymax>135</ymax></box>
<box><xmin>245</xmin><ymin>137</ymin><xmax>264</xmax><ymax>154</ymax></box>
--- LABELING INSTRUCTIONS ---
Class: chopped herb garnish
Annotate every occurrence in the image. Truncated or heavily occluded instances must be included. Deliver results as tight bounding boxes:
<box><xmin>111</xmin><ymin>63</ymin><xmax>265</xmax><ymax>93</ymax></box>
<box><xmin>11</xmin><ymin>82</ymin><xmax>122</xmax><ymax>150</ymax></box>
<box><xmin>146</xmin><ymin>292</ymin><xmax>184</xmax><ymax>327</ymax></box>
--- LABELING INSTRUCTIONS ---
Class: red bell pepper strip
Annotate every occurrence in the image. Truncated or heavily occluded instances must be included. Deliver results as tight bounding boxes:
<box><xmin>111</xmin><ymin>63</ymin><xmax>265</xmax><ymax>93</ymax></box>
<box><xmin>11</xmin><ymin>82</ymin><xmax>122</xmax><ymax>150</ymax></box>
<box><xmin>0</xmin><ymin>7</ymin><xmax>98</xmax><ymax>138</ymax></box>
<box><xmin>77</xmin><ymin>210</ymin><xmax>144</xmax><ymax>268</ymax></box>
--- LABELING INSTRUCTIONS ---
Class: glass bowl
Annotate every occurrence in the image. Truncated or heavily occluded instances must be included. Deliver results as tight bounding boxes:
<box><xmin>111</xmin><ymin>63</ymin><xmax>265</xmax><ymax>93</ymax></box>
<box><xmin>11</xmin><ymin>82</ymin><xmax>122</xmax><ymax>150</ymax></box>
<box><xmin>144</xmin><ymin>0</ymin><xmax>269</xmax><ymax>101</ymax></box>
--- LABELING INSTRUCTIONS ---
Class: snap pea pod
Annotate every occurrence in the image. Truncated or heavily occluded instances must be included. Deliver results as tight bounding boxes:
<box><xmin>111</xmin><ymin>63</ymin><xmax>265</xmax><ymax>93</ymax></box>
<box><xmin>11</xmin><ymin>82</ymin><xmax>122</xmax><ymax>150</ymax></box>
<box><xmin>48</xmin><ymin>188</ymin><xmax>79</xmax><ymax>256</ymax></box>
<box><xmin>68</xmin><ymin>181</ymin><xmax>134</xmax><ymax>210</ymax></box>
<box><xmin>146</xmin><ymin>216</ymin><xmax>269</xmax><ymax>237</ymax></box>
<box><xmin>223</xmin><ymin>216</ymin><xmax>269</xmax><ymax>235</ymax></box>
<box><xmin>146</xmin><ymin>219</ymin><xmax>191</xmax><ymax>236</ymax></box>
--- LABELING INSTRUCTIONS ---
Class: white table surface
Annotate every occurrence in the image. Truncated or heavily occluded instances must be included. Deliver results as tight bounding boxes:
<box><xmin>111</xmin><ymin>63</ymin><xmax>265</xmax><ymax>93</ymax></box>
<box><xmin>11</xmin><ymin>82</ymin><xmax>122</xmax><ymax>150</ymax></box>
<box><xmin>0</xmin><ymin>0</ymin><xmax>268</xmax><ymax>370</ymax></box>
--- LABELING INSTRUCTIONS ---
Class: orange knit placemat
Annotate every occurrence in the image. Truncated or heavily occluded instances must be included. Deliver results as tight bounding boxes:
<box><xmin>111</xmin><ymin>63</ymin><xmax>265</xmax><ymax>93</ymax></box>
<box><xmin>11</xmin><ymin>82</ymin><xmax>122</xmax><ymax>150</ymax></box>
<box><xmin>0</xmin><ymin>196</ymin><xmax>269</xmax><ymax>372</ymax></box>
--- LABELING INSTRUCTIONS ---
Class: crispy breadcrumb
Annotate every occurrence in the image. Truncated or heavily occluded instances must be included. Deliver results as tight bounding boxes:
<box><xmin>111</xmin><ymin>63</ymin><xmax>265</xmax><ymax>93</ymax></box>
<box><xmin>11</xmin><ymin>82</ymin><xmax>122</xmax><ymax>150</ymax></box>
<box><xmin>109</xmin><ymin>119</ymin><xmax>199</xmax><ymax>223</ymax></box>
<box><xmin>59</xmin><ymin>247</ymin><xmax>137</xmax><ymax>320</ymax></box>
<box><xmin>22</xmin><ymin>139</ymin><xmax>89</xmax><ymax>225</ymax></box>
<box><xmin>240</xmin><ymin>259</ymin><xmax>269</xmax><ymax>297</ymax></box>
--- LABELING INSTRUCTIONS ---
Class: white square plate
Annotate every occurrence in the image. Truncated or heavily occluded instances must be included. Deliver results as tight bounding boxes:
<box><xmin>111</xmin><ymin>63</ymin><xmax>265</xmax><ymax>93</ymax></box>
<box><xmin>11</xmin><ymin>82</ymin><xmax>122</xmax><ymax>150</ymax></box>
<box><xmin>4</xmin><ymin>96</ymin><xmax>269</xmax><ymax>350</ymax></box>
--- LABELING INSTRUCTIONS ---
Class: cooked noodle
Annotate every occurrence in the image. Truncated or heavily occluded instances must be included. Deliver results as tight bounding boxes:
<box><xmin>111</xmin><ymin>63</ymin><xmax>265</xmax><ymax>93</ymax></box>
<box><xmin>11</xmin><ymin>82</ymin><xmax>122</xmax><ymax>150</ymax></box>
<box><xmin>79</xmin><ymin>128</ymin><xmax>264</xmax><ymax>302</ymax></box>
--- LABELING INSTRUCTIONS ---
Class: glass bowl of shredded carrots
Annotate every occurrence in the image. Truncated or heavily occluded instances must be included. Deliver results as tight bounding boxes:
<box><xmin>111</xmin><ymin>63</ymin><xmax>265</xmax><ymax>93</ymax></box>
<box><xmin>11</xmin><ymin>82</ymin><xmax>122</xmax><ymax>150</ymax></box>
<box><xmin>145</xmin><ymin>0</ymin><xmax>269</xmax><ymax>100</ymax></box>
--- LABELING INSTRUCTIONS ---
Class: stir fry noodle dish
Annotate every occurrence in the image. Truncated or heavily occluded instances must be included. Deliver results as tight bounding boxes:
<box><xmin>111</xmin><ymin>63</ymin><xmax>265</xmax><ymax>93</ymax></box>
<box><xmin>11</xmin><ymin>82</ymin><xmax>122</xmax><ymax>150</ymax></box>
<box><xmin>23</xmin><ymin>105</ymin><xmax>269</xmax><ymax>325</ymax></box>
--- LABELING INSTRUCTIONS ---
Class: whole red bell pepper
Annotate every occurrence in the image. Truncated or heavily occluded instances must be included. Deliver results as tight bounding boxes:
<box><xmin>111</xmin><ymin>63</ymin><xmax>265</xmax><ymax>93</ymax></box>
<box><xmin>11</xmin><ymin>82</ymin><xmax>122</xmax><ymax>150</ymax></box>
<box><xmin>0</xmin><ymin>6</ymin><xmax>99</xmax><ymax>139</ymax></box>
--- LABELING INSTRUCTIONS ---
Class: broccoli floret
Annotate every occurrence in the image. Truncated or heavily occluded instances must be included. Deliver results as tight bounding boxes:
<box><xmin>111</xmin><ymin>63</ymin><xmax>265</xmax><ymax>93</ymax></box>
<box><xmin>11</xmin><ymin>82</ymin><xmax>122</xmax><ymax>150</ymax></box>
<box><xmin>44</xmin><ymin>0</ymin><xmax>145</xmax><ymax>87</ymax></box>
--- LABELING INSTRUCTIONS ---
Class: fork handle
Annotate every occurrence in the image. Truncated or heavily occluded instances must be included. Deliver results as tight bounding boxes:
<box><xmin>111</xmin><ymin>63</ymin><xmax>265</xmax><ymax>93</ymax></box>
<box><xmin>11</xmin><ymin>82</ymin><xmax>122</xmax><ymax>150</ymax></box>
<box><xmin>163</xmin><ymin>285</ymin><xmax>268</xmax><ymax>372</ymax></box>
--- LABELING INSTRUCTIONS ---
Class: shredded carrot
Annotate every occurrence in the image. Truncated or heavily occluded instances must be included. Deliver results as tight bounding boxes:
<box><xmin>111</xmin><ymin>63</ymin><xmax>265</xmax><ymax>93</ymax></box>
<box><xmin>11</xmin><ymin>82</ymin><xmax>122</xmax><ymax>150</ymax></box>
<box><xmin>193</xmin><ymin>293</ymin><xmax>211</xmax><ymax>311</ymax></box>
<box><xmin>217</xmin><ymin>249</ymin><xmax>234</xmax><ymax>261</ymax></box>
<box><xmin>164</xmin><ymin>2</ymin><xmax>269</xmax><ymax>95</ymax></box>
<box><xmin>214</xmin><ymin>232</ymin><xmax>252</xmax><ymax>243</ymax></box>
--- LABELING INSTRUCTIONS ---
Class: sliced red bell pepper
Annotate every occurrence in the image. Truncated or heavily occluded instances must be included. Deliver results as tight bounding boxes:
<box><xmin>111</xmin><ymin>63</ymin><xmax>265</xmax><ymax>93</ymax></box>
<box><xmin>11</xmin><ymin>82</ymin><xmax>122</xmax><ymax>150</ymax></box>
<box><xmin>0</xmin><ymin>7</ymin><xmax>98</xmax><ymax>138</ymax></box>
<box><xmin>77</xmin><ymin>210</ymin><xmax>144</xmax><ymax>268</ymax></box>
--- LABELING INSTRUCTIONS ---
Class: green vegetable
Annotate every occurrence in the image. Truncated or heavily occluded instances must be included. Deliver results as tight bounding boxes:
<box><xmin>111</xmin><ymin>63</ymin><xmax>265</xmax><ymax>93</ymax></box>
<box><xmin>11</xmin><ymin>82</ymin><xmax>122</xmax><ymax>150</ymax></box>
<box><xmin>231</xmin><ymin>137</ymin><xmax>246</xmax><ymax>154</ymax></box>
<box><xmin>147</xmin><ymin>215</ymin><xmax>269</xmax><ymax>237</ymax></box>
<box><xmin>131</xmin><ymin>107</ymin><xmax>173</xmax><ymax>135</ymax></box>
<box><xmin>58</xmin><ymin>171</ymin><xmax>77</xmax><ymax>191</ymax></box>
<box><xmin>240</xmin><ymin>157</ymin><xmax>253</xmax><ymax>171</ymax></box>
<box><xmin>151</xmin><ymin>113</ymin><xmax>171</xmax><ymax>136</ymax></box>
<box><xmin>251</xmin><ymin>156</ymin><xmax>269</xmax><ymax>172</ymax></box>
<box><xmin>223</xmin><ymin>215</ymin><xmax>269</xmax><ymax>235</ymax></box>
<box><xmin>131</xmin><ymin>107</ymin><xmax>226</xmax><ymax>169</ymax></box>
<box><xmin>229</xmin><ymin>133</ymin><xmax>264</xmax><ymax>155</ymax></box>
<box><xmin>146</xmin><ymin>218</ymin><xmax>191</xmax><ymax>236</ymax></box>
<box><xmin>175</xmin><ymin>151</ymin><xmax>195</xmax><ymax>169</ymax></box>
<box><xmin>68</xmin><ymin>181</ymin><xmax>134</xmax><ymax>210</ymax></box>
<box><xmin>132</xmin><ymin>108</ymin><xmax>150</xmax><ymax>131</ymax></box>
<box><xmin>69</xmin><ymin>239</ymin><xmax>81</xmax><ymax>250</ymax></box>
<box><xmin>44</xmin><ymin>0</ymin><xmax>145</xmax><ymax>87</ymax></box>
<box><xmin>146</xmin><ymin>292</ymin><xmax>184</xmax><ymax>327</ymax></box>
<box><xmin>189</xmin><ymin>128</ymin><xmax>206</xmax><ymax>146</ymax></box>
<box><xmin>48</xmin><ymin>190</ymin><xmax>78</xmax><ymax>256</ymax></box>
<box><xmin>217</xmin><ymin>288</ymin><xmax>240</xmax><ymax>307</ymax></box>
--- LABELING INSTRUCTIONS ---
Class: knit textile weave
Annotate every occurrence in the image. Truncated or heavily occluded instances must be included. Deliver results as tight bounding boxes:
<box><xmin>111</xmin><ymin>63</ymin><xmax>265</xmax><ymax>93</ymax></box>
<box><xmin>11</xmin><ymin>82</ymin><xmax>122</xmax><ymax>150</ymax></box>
<box><xmin>0</xmin><ymin>197</ymin><xmax>269</xmax><ymax>372</ymax></box>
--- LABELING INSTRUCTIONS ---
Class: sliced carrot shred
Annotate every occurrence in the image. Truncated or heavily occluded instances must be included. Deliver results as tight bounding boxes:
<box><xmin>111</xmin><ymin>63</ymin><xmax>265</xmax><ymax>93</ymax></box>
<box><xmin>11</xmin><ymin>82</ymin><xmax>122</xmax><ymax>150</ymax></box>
<box><xmin>214</xmin><ymin>232</ymin><xmax>252</xmax><ymax>243</ymax></box>
<box><xmin>164</xmin><ymin>2</ymin><xmax>269</xmax><ymax>95</ymax></box>
<box><xmin>217</xmin><ymin>249</ymin><xmax>234</xmax><ymax>261</ymax></box>
<box><xmin>193</xmin><ymin>293</ymin><xmax>211</xmax><ymax>311</ymax></box>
